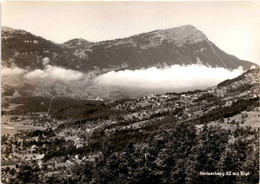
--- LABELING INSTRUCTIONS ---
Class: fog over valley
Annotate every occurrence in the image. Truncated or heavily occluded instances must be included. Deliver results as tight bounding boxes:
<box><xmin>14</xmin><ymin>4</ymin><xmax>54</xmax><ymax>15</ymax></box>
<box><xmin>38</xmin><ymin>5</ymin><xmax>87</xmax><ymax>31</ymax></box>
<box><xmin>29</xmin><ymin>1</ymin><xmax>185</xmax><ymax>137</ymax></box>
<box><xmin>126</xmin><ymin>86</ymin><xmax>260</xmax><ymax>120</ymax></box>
<box><xmin>95</xmin><ymin>64</ymin><xmax>244</xmax><ymax>92</ymax></box>
<box><xmin>2</xmin><ymin>63</ymin><xmax>245</xmax><ymax>98</ymax></box>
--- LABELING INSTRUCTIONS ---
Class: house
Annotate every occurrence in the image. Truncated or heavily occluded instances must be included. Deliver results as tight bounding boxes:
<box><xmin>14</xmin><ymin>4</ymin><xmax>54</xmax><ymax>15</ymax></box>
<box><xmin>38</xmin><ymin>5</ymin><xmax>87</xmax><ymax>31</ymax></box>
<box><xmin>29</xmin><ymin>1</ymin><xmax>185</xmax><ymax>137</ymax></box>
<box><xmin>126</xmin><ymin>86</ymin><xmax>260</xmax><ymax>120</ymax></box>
<box><xmin>31</xmin><ymin>145</ymin><xmax>38</xmax><ymax>152</ymax></box>
<box><xmin>225</xmin><ymin>101</ymin><xmax>232</xmax><ymax>107</ymax></box>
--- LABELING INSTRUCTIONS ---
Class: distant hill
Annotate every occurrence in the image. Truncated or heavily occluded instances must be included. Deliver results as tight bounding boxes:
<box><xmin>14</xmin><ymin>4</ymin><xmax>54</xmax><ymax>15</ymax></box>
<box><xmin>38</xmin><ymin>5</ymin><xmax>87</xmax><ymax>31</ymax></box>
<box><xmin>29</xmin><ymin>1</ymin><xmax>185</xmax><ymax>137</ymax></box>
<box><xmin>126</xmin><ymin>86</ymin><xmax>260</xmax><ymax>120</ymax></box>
<box><xmin>1</xmin><ymin>26</ymin><xmax>87</xmax><ymax>70</ymax></box>
<box><xmin>63</xmin><ymin>38</ymin><xmax>93</xmax><ymax>48</ymax></box>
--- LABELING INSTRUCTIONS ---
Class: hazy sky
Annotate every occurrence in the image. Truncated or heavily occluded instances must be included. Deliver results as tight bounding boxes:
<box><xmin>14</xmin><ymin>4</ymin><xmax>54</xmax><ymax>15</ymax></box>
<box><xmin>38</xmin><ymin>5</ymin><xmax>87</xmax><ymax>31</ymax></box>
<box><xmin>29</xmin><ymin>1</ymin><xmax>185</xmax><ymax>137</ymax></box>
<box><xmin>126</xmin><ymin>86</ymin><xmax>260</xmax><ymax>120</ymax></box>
<box><xmin>2</xmin><ymin>1</ymin><xmax>260</xmax><ymax>65</ymax></box>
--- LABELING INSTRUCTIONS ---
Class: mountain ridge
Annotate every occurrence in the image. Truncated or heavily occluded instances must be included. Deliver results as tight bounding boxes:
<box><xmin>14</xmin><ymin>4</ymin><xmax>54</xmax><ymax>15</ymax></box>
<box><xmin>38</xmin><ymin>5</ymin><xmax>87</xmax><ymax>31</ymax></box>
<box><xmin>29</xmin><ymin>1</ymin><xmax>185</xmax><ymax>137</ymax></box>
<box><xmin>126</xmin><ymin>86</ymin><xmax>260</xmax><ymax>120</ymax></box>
<box><xmin>1</xmin><ymin>24</ymin><xmax>258</xmax><ymax>72</ymax></box>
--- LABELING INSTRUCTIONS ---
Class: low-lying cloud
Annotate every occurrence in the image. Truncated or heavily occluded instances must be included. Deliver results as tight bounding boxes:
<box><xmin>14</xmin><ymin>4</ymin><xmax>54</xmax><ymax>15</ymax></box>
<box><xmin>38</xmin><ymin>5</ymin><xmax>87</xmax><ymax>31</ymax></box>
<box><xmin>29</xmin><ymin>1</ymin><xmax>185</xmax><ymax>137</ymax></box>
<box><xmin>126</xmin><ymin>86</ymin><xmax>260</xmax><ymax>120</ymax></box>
<box><xmin>2</xmin><ymin>64</ymin><xmax>245</xmax><ymax>98</ymax></box>
<box><xmin>95</xmin><ymin>64</ymin><xmax>244</xmax><ymax>92</ymax></box>
<box><xmin>1</xmin><ymin>67</ymin><xmax>26</xmax><ymax>77</ymax></box>
<box><xmin>24</xmin><ymin>65</ymin><xmax>84</xmax><ymax>83</ymax></box>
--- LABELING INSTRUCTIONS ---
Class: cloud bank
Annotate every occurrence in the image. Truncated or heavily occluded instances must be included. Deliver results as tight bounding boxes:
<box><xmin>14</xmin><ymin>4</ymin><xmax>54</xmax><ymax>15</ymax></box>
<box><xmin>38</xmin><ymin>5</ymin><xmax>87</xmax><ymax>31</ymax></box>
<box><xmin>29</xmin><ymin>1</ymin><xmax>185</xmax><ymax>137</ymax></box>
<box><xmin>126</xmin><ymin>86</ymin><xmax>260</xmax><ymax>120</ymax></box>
<box><xmin>1</xmin><ymin>67</ymin><xmax>26</xmax><ymax>77</ymax></box>
<box><xmin>95</xmin><ymin>64</ymin><xmax>244</xmax><ymax>92</ymax></box>
<box><xmin>2</xmin><ymin>64</ymin><xmax>244</xmax><ymax>97</ymax></box>
<box><xmin>24</xmin><ymin>65</ymin><xmax>84</xmax><ymax>83</ymax></box>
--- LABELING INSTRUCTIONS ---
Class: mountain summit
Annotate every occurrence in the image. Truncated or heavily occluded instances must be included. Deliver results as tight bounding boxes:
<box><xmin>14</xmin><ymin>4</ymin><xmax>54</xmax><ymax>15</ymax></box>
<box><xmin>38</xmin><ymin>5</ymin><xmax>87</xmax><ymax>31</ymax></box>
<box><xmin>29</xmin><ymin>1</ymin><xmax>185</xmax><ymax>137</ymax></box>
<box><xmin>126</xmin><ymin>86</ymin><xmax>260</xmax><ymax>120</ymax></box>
<box><xmin>1</xmin><ymin>25</ymin><xmax>258</xmax><ymax>72</ymax></box>
<box><xmin>156</xmin><ymin>25</ymin><xmax>207</xmax><ymax>45</ymax></box>
<box><xmin>63</xmin><ymin>38</ymin><xmax>92</xmax><ymax>48</ymax></box>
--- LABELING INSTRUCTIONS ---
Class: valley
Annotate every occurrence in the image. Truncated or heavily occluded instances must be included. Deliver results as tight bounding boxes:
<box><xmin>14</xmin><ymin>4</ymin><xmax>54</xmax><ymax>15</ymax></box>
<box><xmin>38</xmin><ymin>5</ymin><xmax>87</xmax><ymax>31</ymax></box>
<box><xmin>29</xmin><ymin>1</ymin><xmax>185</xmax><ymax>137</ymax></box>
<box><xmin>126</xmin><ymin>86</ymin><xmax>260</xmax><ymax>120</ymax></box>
<box><xmin>1</xmin><ymin>68</ymin><xmax>259</xmax><ymax>183</ymax></box>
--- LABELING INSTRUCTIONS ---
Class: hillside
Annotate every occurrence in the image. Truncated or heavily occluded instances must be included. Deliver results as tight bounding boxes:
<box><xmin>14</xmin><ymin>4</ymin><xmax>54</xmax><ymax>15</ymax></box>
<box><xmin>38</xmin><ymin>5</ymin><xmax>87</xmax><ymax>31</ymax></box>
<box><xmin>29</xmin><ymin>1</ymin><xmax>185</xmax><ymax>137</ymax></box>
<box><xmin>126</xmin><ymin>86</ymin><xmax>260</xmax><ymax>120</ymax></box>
<box><xmin>1</xmin><ymin>26</ymin><xmax>88</xmax><ymax>71</ymax></box>
<box><xmin>1</xmin><ymin>68</ymin><xmax>259</xmax><ymax>183</ymax></box>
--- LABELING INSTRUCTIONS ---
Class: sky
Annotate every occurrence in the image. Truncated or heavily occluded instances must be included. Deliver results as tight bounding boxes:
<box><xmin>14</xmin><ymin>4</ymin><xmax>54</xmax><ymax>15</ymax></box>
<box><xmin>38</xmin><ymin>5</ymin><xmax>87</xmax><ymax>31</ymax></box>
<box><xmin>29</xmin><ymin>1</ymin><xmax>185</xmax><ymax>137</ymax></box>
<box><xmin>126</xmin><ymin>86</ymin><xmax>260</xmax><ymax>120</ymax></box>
<box><xmin>2</xmin><ymin>1</ymin><xmax>260</xmax><ymax>65</ymax></box>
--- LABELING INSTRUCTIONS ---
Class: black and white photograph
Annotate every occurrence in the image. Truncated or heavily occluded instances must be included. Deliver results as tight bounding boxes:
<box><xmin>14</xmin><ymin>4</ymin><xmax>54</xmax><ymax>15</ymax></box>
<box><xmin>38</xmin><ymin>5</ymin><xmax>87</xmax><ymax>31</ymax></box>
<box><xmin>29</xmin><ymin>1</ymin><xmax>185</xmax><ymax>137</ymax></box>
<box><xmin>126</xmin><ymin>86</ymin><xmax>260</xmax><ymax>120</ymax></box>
<box><xmin>1</xmin><ymin>1</ymin><xmax>260</xmax><ymax>183</ymax></box>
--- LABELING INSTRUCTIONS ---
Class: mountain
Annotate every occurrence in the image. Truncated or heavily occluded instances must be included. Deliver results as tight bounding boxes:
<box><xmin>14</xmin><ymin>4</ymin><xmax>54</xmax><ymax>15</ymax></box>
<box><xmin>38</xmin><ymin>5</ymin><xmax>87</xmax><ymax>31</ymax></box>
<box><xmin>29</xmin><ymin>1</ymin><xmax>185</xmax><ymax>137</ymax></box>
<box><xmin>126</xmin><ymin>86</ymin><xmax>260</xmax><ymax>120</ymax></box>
<box><xmin>2</xmin><ymin>25</ymin><xmax>258</xmax><ymax>72</ymax></box>
<box><xmin>77</xmin><ymin>24</ymin><xmax>257</xmax><ymax>70</ymax></box>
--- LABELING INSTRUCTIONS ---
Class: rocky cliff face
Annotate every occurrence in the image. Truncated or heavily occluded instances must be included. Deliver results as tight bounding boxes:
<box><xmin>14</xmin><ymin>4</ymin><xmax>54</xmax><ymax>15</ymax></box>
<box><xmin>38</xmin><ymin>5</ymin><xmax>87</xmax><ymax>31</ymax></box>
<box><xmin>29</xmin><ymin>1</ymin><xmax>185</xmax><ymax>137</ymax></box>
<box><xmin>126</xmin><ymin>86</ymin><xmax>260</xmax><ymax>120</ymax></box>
<box><xmin>2</xmin><ymin>25</ymin><xmax>258</xmax><ymax>72</ymax></box>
